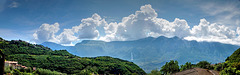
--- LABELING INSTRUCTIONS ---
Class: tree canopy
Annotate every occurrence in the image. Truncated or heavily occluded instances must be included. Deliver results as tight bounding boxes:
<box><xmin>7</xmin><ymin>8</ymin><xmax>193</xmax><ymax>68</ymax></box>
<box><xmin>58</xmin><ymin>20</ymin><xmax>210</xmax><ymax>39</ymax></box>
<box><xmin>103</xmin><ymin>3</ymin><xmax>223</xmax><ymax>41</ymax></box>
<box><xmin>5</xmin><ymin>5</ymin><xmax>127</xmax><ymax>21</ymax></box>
<box><xmin>160</xmin><ymin>60</ymin><xmax>179</xmax><ymax>74</ymax></box>
<box><xmin>196</xmin><ymin>61</ymin><xmax>211</xmax><ymax>69</ymax></box>
<box><xmin>180</xmin><ymin>62</ymin><xmax>192</xmax><ymax>71</ymax></box>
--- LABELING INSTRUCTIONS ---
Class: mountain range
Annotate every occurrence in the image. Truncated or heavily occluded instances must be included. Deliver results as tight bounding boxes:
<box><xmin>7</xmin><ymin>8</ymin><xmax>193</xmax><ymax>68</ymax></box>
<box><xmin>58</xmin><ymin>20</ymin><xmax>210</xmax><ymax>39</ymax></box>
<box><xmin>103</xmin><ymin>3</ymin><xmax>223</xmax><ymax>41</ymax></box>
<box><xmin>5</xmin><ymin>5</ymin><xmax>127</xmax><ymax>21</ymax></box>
<box><xmin>0</xmin><ymin>37</ymin><xmax>145</xmax><ymax>74</ymax></box>
<box><xmin>42</xmin><ymin>36</ymin><xmax>240</xmax><ymax>72</ymax></box>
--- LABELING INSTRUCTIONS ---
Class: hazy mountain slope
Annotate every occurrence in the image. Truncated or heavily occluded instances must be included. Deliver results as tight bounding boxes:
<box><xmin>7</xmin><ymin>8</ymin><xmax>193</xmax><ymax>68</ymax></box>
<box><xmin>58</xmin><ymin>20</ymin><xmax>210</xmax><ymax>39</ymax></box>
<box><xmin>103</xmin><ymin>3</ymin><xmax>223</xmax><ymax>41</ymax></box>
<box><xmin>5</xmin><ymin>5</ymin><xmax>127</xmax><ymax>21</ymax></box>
<box><xmin>41</xmin><ymin>42</ymin><xmax>72</xmax><ymax>50</ymax></box>
<box><xmin>42</xmin><ymin>36</ymin><xmax>240</xmax><ymax>72</ymax></box>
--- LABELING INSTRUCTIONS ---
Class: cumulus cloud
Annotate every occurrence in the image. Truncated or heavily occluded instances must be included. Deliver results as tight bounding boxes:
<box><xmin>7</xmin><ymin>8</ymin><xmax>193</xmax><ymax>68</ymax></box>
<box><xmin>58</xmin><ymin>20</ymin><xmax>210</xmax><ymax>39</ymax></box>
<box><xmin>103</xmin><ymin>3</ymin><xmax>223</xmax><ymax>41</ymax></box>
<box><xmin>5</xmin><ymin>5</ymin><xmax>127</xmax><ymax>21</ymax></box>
<box><xmin>72</xmin><ymin>13</ymin><xmax>107</xmax><ymax>39</ymax></box>
<box><xmin>33</xmin><ymin>13</ymin><xmax>107</xmax><ymax>45</ymax></box>
<box><xmin>191</xmin><ymin>19</ymin><xmax>236</xmax><ymax>39</ymax></box>
<box><xmin>101</xmin><ymin>4</ymin><xmax>190</xmax><ymax>41</ymax></box>
<box><xmin>184</xmin><ymin>18</ymin><xmax>239</xmax><ymax>45</ymax></box>
<box><xmin>101</xmin><ymin>4</ymin><xmax>240</xmax><ymax>45</ymax></box>
<box><xmin>33</xmin><ymin>4</ymin><xmax>240</xmax><ymax>46</ymax></box>
<box><xmin>56</xmin><ymin>29</ymin><xmax>77</xmax><ymax>44</ymax></box>
<box><xmin>33</xmin><ymin>23</ymin><xmax>60</xmax><ymax>43</ymax></box>
<box><xmin>57</xmin><ymin>13</ymin><xmax>107</xmax><ymax>44</ymax></box>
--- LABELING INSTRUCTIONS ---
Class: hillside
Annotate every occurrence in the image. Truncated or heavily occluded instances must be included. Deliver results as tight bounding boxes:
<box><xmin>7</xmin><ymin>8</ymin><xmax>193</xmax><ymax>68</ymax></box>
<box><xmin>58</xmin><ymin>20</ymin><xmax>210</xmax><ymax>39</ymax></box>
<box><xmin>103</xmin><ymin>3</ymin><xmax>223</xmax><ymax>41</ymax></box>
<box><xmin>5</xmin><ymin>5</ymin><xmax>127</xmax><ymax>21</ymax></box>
<box><xmin>0</xmin><ymin>37</ymin><xmax>146</xmax><ymax>74</ymax></box>
<box><xmin>220</xmin><ymin>48</ymin><xmax>240</xmax><ymax>74</ymax></box>
<box><xmin>225</xmin><ymin>48</ymin><xmax>240</xmax><ymax>63</ymax></box>
<box><xmin>42</xmin><ymin>36</ymin><xmax>240</xmax><ymax>72</ymax></box>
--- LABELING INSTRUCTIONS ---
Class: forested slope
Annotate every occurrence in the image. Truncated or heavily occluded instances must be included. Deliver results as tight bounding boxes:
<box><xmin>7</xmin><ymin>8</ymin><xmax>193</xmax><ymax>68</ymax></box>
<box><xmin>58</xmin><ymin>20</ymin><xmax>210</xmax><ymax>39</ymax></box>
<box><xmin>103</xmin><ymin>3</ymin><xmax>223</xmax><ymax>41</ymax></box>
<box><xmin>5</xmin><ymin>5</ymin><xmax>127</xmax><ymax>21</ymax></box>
<box><xmin>0</xmin><ymin>37</ymin><xmax>146</xmax><ymax>74</ymax></box>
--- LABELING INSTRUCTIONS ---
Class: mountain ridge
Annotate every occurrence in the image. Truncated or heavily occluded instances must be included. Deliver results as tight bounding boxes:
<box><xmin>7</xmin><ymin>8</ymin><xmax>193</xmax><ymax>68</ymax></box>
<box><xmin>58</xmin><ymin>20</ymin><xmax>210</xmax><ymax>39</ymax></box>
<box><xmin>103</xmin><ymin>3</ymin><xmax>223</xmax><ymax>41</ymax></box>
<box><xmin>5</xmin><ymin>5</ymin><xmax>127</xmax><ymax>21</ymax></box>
<box><xmin>41</xmin><ymin>36</ymin><xmax>240</xmax><ymax>72</ymax></box>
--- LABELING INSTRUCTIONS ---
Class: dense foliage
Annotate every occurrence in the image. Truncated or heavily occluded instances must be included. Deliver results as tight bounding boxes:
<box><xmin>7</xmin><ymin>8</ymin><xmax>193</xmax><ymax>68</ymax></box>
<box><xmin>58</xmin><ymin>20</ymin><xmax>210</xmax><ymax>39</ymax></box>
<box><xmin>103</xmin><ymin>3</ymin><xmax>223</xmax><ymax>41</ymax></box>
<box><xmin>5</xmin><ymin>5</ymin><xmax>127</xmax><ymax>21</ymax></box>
<box><xmin>226</xmin><ymin>48</ymin><xmax>240</xmax><ymax>63</ymax></box>
<box><xmin>160</xmin><ymin>60</ymin><xmax>179</xmax><ymax>75</ymax></box>
<box><xmin>4</xmin><ymin>66</ymin><xmax>66</xmax><ymax>75</ymax></box>
<box><xmin>148</xmin><ymin>69</ymin><xmax>162</xmax><ymax>75</ymax></box>
<box><xmin>0</xmin><ymin>37</ymin><xmax>146</xmax><ymax>74</ymax></box>
<box><xmin>148</xmin><ymin>48</ymin><xmax>240</xmax><ymax>75</ymax></box>
<box><xmin>148</xmin><ymin>60</ymin><xmax>213</xmax><ymax>75</ymax></box>
<box><xmin>180</xmin><ymin>62</ymin><xmax>193</xmax><ymax>71</ymax></box>
<box><xmin>219</xmin><ymin>48</ymin><xmax>240</xmax><ymax>75</ymax></box>
<box><xmin>196</xmin><ymin>61</ymin><xmax>212</xmax><ymax>69</ymax></box>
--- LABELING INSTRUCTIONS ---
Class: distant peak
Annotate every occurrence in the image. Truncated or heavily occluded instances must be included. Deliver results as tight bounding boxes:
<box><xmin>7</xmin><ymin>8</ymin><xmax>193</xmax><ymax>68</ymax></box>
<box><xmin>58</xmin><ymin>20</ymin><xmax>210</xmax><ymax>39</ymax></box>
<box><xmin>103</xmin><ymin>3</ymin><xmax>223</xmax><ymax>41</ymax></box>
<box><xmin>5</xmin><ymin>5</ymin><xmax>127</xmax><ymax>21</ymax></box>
<box><xmin>81</xmin><ymin>40</ymin><xmax>91</xmax><ymax>43</ymax></box>
<box><xmin>142</xmin><ymin>37</ymin><xmax>155</xmax><ymax>40</ymax></box>
<box><xmin>172</xmin><ymin>36</ymin><xmax>181</xmax><ymax>39</ymax></box>
<box><xmin>146</xmin><ymin>36</ymin><xmax>155</xmax><ymax>39</ymax></box>
<box><xmin>156</xmin><ymin>36</ymin><xmax>180</xmax><ymax>39</ymax></box>
<box><xmin>80</xmin><ymin>40</ymin><xmax>105</xmax><ymax>44</ymax></box>
<box><xmin>42</xmin><ymin>42</ymin><xmax>56</xmax><ymax>44</ymax></box>
<box><xmin>156</xmin><ymin>36</ymin><xmax>168</xmax><ymax>39</ymax></box>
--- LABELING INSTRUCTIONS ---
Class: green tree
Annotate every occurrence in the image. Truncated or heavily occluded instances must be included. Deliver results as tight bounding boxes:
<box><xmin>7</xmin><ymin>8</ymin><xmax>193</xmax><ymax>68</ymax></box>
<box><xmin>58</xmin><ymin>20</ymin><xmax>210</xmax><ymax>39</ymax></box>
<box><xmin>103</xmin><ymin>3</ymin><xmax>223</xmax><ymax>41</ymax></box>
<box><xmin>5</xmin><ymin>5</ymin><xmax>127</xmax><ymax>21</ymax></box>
<box><xmin>148</xmin><ymin>69</ymin><xmax>162</xmax><ymax>75</ymax></box>
<box><xmin>180</xmin><ymin>62</ymin><xmax>192</xmax><ymax>71</ymax></box>
<box><xmin>13</xmin><ymin>69</ymin><xmax>22</xmax><ymax>75</ymax></box>
<box><xmin>225</xmin><ymin>48</ymin><xmax>240</xmax><ymax>63</ymax></box>
<box><xmin>25</xmin><ymin>67</ymin><xmax>33</xmax><ymax>73</ymax></box>
<box><xmin>220</xmin><ymin>67</ymin><xmax>240</xmax><ymax>75</ymax></box>
<box><xmin>160</xmin><ymin>60</ymin><xmax>179</xmax><ymax>75</ymax></box>
<box><xmin>35</xmin><ymin>68</ymin><xmax>66</xmax><ymax>75</ymax></box>
<box><xmin>196</xmin><ymin>61</ymin><xmax>211</xmax><ymax>69</ymax></box>
<box><xmin>214</xmin><ymin>63</ymin><xmax>228</xmax><ymax>71</ymax></box>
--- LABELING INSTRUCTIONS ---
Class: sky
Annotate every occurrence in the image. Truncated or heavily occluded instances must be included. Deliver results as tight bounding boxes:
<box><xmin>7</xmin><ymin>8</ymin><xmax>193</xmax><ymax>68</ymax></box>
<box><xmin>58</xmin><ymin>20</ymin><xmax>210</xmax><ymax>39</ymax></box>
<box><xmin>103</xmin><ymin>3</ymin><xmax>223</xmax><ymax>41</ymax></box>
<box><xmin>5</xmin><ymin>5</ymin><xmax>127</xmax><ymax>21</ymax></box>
<box><xmin>0</xmin><ymin>0</ymin><xmax>240</xmax><ymax>46</ymax></box>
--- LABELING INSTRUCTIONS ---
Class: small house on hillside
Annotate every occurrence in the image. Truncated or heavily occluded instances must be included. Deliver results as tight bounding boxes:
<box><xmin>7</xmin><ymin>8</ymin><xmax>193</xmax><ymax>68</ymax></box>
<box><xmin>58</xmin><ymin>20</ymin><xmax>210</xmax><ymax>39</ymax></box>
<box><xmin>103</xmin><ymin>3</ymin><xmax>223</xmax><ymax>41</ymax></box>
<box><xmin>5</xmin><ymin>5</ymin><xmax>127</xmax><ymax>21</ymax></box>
<box><xmin>4</xmin><ymin>61</ymin><xmax>18</xmax><ymax>67</ymax></box>
<box><xmin>4</xmin><ymin>61</ymin><xmax>28</xmax><ymax>69</ymax></box>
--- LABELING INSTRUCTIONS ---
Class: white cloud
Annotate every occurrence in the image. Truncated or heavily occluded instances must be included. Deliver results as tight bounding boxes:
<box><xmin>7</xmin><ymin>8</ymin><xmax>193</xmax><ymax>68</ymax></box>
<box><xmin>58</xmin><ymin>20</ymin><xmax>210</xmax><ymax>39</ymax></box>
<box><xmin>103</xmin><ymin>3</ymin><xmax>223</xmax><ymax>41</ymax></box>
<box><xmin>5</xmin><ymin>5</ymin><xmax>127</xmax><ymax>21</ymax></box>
<box><xmin>33</xmin><ymin>13</ymin><xmax>108</xmax><ymax>45</ymax></box>
<box><xmin>72</xmin><ymin>13</ymin><xmax>107</xmax><ymax>39</ymax></box>
<box><xmin>236</xmin><ymin>27</ymin><xmax>240</xmax><ymax>40</ymax></box>
<box><xmin>190</xmin><ymin>19</ymin><xmax>236</xmax><ymax>39</ymax></box>
<box><xmin>33</xmin><ymin>23</ymin><xmax>60</xmax><ymax>43</ymax></box>
<box><xmin>184</xmin><ymin>18</ymin><xmax>239</xmax><ymax>45</ymax></box>
<box><xmin>56</xmin><ymin>29</ymin><xmax>77</xmax><ymax>44</ymax></box>
<box><xmin>100</xmin><ymin>22</ymin><xmax>121</xmax><ymax>41</ymax></box>
<box><xmin>101</xmin><ymin>4</ymin><xmax>191</xmax><ymax>41</ymax></box>
<box><xmin>32</xmin><ymin>4</ymin><xmax>240</xmax><ymax>46</ymax></box>
<box><xmin>184</xmin><ymin>36</ymin><xmax>239</xmax><ymax>45</ymax></box>
<box><xmin>170</xmin><ymin>18</ymin><xmax>191</xmax><ymax>38</ymax></box>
